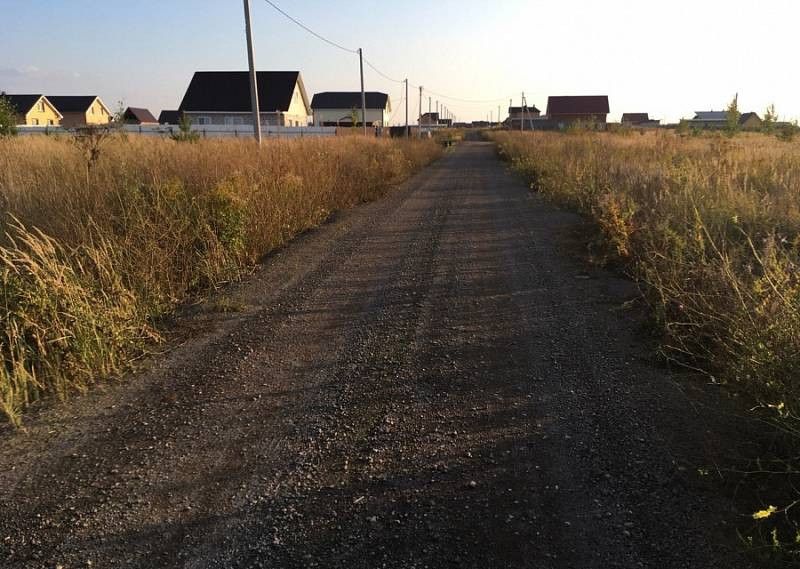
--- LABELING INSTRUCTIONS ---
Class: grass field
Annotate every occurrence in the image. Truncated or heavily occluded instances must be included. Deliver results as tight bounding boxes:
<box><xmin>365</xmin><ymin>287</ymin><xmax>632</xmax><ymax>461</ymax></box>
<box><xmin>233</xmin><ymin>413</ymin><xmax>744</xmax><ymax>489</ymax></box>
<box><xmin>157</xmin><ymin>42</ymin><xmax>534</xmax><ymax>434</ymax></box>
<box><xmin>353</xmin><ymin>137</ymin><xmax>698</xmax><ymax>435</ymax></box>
<box><xmin>493</xmin><ymin>130</ymin><xmax>800</xmax><ymax>411</ymax></box>
<box><xmin>0</xmin><ymin>134</ymin><xmax>441</xmax><ymax>425</ymax></box>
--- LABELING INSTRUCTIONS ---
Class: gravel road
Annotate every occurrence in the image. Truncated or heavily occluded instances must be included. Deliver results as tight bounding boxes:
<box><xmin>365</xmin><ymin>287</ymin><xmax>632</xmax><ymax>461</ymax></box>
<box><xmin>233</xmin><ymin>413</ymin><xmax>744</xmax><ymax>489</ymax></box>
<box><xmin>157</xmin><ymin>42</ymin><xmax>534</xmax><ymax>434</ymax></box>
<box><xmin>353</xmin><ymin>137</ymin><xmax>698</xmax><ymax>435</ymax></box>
<box><xmin>0</xmin><ymin>142</ymin><xmax>758</xmax><ymax>568</ymax></box>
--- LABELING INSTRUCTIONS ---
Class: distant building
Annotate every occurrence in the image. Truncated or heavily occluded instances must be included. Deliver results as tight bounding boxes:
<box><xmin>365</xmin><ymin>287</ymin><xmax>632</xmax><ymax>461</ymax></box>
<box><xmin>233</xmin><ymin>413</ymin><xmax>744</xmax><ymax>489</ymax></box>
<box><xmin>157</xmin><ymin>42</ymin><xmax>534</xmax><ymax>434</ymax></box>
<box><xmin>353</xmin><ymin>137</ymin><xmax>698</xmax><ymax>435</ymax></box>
<box><xmin>506</xmin><ymin>105</ymin><xmax>541</xmax><ymax>130</ymax></box>
<box><xmin>546</xmin><ymin>96</ymin><xmax>610</xmax><ymax>128</ymax></box>
<box><xmin>2</xmin><ymin>94</ymin><xmax>62</xmax><ymax>126</ymax></box>
<box><xmin>739</xmin><ymin>112</ymin><xmax>762</xmax><ymax>129</ymax></box>
<box><xmin>621</xmin><ymin>113</ymin><xmax>660</xmax><ymax>128</ymax></box>
<box><xmin>420</xmin><ymin>112</ymin><xmax>440</xmax><ymax>126</ymax></box>
<box><xmin>158</xmin><ymin>110</ymin><xmax>183</xmax><ymax>125</ymax></box>
<box><xmin>123</xmin><ymin>107</ymin><xmax>159</xmax><ymax>125</ymax></box>
<box><xmin>687</xmin><ymin>110</ymin><xmax>762</xmax><ymax>129</ymax></box>
<box><xmin>48</xmin><ymin>96</ymin><xmax>112</xmax><ymax>127</ymax></box>
<box><xmin>178</xmin><ymin>71</ymin><xmax>311</xmax><ymax>127</ymax></box>
<box><xmin>310</xmin><ymin>92</ymin><xmax>390</xmax><ymax>127</ymax></box>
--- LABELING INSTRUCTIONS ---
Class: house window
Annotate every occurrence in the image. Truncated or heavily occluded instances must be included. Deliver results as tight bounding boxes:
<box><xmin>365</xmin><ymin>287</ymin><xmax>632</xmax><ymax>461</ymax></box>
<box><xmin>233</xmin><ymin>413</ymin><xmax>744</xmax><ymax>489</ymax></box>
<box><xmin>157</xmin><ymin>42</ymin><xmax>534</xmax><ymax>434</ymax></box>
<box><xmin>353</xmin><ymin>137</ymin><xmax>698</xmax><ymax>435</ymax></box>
<box><xmin>91</xmin><ymin>106</ymin><xmax>95</xmax><ymax>115</ymax></box>
<box><xmin>38</xmin><ymin>100</ymin><xmax>45</xmax><ymax>112</ymax></box>
<box><xmin>224</xmin><ymin>116</ymin><xmax>244</xmax><ymax>125</ymax></box>
<box><xmin>48</xmin><ymin>119</ymin><xmax>54</xmax><ymax>126</ymax></box>
<box><xmin>32</xmin><ymin>118</ymin><xmax>39</xmax><ymax>125</ymax></box>
<box><xmin>196</xmin><ymin>116</ymin><xmax>211</xmax><ymax>125</ymax></box>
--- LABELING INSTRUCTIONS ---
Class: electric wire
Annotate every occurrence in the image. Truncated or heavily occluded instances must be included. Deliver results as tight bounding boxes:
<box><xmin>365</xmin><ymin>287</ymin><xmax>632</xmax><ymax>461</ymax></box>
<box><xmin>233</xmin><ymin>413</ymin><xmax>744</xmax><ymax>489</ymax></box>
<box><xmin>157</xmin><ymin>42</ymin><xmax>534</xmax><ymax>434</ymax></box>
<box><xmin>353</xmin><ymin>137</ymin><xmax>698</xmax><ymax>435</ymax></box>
<box><xmin>260</xmin><ymin>0</ymin><xmax>513</xmax><ymax>114</ymax></box>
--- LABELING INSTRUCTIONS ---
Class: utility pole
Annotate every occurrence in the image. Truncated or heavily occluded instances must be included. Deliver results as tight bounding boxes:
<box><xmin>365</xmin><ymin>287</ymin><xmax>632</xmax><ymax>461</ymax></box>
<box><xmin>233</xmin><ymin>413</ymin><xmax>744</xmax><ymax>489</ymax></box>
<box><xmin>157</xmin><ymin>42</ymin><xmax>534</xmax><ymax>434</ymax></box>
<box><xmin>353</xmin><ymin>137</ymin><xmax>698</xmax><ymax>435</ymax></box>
<box><xmin>243</xmin><ymin>0</ymin><xmax>261</xmax><ymax>144</ymax></box>
<box><xmin>404</xmin><ymin>78</ymin><xmax>409</xmax><ymax>138</ymax></box>
<box><xmin>418</xmin><ymin>86</ymin><xmax>423</xmax><ymax>137</ymax></box>
<box><xmin>358</xmin><ymin>48</ymin><xmax>367</xmax><ymax>135</ymax></box>
<box><xmin>428</xmin><ymin>96</ymin><xmax>431</xmax><ymax>114</ymax></box>
<box><xmin>521</xmin><ymin>92</ymin><xmax>525</xmax><ymax>132</ymax></box>
<box><xmin>498</xmin><ymin>105</ymin><xmax>500</xmax><ymax>127</ymax></box>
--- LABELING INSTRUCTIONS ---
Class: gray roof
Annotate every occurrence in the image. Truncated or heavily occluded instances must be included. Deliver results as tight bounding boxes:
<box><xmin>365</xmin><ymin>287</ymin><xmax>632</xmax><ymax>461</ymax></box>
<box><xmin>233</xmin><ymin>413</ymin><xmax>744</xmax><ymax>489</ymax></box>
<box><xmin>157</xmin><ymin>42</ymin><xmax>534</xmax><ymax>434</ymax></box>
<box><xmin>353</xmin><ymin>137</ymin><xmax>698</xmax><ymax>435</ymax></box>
<box><xmin>693</xmin><ymin>111</ymin><xmax>726</xmax><ymax>121</ymax></box>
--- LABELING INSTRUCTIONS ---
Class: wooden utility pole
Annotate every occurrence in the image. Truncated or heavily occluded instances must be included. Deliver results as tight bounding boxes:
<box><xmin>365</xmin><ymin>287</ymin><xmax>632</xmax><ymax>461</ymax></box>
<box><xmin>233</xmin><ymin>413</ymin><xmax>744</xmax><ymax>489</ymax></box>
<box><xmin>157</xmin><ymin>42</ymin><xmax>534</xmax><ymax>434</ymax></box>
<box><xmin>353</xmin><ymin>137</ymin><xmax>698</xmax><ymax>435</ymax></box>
<box><xmin>521</xmin><ymin>92</ymin><xmax>525</xmax><ymax>132</ymax></box>
<box><xmin>243</xmin><ymin>0</ymin><xmax>261</xmax><ymax>144</ymax></box>
<box><xmin>404</xmin><ymin>79</ymin><xmax>409</xmax><ymax>138</ymax></box>
<box><xmin>358</xmin><ymin>48</ymin><xmax>367</xmax><ymax>135</ymax></box>
<box><xmin>418</xmin><ymin>86</ymin><xmax>423</xmax><ymax>137</ymax></box>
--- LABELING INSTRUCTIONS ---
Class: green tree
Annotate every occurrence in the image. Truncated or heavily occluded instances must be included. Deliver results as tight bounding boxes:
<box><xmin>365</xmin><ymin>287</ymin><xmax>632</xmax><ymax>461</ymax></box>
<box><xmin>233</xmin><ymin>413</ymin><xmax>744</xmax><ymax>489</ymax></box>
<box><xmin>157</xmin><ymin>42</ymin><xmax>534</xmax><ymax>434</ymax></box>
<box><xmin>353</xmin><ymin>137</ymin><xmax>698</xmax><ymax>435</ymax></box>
<box><xmin>349</xmin><ymin>107</ymin><xmax>360</xmax><ymax>128</ymax></box>
<box><xmin>725</xmin><ymin>93</ymin><xmax>741</xmax><ymax>137</ymax></box>
<box><xmin>763</xmin><ymin>103</ymin><xmax>777</xmax><ymax>134</ymax></box>
<box><xmin>171</xmin><ymin>114</ymin><xmax>199</xmax><ymax>143</ymax></box>
<box><xmin>0</xmin><ymin>95</ymin><xmax>18</xmax><ymax>137</ymax></box>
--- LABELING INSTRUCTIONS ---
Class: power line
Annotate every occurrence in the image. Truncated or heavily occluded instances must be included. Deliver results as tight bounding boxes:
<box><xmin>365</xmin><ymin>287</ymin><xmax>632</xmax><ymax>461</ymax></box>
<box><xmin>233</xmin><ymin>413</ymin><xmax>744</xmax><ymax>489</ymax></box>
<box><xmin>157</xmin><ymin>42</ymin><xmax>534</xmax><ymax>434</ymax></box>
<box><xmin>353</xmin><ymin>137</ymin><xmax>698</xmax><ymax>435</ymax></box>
<box><xmin>260</xmin><ymin>0</ymin><xmax>513</xmax><ymax>116</ymax></box>
<box><xmin>363</xmin><ymin>58</ymin><xmax>404</xmax><ymax>84</ymax></box>
<box><xmin>262</xmin><ymin>0</ymin><xmax>357</xmax><ymax>54</ymax></box>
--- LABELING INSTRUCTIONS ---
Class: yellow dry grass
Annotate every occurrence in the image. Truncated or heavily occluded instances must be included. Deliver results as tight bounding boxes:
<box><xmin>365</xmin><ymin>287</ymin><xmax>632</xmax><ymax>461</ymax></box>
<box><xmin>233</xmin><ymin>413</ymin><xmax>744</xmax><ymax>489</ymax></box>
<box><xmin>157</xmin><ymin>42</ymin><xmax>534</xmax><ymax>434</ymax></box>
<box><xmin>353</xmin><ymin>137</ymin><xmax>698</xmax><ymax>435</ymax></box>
<box><xmin>493</xmin><ymin>130</ymin><xmax>800</xmax><ymax>410</ymax></box>
<box><xmin>0</xmin><ymin>134</ymin><xmax>441</xmax><ymax>424</ymax></box>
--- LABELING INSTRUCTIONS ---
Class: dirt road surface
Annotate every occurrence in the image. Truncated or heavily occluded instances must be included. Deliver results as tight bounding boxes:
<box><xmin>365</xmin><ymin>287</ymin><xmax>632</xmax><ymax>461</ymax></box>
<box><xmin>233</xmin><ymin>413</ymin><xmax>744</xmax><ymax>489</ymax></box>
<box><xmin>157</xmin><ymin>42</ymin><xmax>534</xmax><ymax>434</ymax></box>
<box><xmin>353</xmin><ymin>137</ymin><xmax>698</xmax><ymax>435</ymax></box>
<box><xmin>0</xmin><ymin>142</ymin><xmax>757</xmax><ymax>568</ymax></box>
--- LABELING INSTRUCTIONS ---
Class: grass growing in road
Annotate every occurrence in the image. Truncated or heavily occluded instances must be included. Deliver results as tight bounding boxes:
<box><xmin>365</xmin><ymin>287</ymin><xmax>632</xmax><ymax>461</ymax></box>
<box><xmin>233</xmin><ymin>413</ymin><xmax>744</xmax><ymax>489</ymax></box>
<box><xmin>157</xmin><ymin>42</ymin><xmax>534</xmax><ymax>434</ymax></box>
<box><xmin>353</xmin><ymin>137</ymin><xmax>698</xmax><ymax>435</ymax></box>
<box><xmin>0</xmin><ymin>135</ymin><xmax>441</xmax><ymax>425</ymax></box>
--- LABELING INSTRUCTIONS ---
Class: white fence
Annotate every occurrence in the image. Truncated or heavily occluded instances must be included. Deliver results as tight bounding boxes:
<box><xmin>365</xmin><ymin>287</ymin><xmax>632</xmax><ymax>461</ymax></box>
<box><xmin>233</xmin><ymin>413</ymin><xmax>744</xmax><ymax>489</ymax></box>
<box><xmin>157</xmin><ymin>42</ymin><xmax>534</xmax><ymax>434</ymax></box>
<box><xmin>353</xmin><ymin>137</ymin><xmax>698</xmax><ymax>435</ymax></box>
<box><xmin>16</xmin><ymin>124</ymin><xmax>337</xmax><ymax>139</ymax></box>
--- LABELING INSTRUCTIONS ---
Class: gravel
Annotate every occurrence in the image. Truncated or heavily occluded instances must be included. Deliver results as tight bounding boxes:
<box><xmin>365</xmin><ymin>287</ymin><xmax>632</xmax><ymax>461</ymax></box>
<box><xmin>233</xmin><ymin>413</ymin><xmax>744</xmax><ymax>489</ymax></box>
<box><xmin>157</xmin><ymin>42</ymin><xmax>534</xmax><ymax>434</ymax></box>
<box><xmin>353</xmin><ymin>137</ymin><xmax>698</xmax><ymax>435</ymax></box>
<box><xmin>0</xmin><ymin>142</ymin><xmax>757</xmax><ymax>568</ymax></box>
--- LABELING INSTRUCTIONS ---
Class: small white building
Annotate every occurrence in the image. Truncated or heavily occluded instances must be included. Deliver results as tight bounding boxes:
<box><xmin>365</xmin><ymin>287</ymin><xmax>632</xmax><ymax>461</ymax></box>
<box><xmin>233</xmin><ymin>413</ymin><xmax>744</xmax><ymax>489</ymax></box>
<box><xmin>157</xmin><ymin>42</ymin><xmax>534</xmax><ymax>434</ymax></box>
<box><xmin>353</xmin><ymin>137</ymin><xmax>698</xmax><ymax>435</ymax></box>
<box><xmin>178</xmin><ymin>71</ymin><xmax>311</xmax><ymax>127</ymax></box>
<box><xmin>311</xmin><ymin>92</ymin><xmax>391</xmax><ymax>127</ymax></box>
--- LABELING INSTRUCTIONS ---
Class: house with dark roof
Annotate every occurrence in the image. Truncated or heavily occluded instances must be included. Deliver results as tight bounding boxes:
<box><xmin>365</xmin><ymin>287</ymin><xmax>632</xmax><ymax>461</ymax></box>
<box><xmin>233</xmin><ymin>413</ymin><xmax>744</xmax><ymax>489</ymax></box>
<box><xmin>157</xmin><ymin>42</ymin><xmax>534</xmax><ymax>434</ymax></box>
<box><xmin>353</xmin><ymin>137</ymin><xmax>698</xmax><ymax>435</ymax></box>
<box><xmin>123</xmin><ymin>107</ymin><xmax>158</xmax><ymax>125</ymax></box>
<box><xmin>420</xmin><ymin>112</ymin><xmax>440</xmax><ymax>126</ymax></box>
<box><xmin>48</xmin><ymin>96</ymin><xmax>111</xmax><ymax>127</ymax></box>
<box><xmin>2</xmin><ymin>94</ymin><xmax>62</xmax><ymax>126</ymax></box>
<box><xmin>546</xmin><ymin>96</ymin><xmax>610</xmax><ymax>128</ymax></box>
<box><xmin>621</xmin><ymin>113</ymin><xmax>660</xmax><ymax>128</ymax></box>
<box><xmin>158</xmin><ymin>110</ymin><xmax>183</xmax><ymax>125</ymax></box>
<box><xmin>687</xmin><ymin>110</ymin><xmax>762</xmax><ymax>130</ymax></box>
<box><xmin>311</xmin><ymin>92</ymin><xmax>391</xmax><ymax>127</ymax></box>
<box><xmin>506</xmin><ymin>105</ymin><xmax>542</xmax><ymax>130</ymax></box>
<box><xmin>178</xmin><ymin>71</ymin><xmax>311</xmax><ymax>127</ymax></box>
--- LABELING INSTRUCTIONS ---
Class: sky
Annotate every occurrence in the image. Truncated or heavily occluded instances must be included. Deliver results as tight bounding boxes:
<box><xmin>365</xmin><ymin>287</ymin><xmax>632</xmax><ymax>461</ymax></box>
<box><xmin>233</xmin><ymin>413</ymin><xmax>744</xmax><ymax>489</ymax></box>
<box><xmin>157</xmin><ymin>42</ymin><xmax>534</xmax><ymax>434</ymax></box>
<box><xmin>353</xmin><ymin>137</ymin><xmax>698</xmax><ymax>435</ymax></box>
<box><xmin>2</xmin><ymin>0</ymin><xmax>798</xmax><ymax>124</ymax></box>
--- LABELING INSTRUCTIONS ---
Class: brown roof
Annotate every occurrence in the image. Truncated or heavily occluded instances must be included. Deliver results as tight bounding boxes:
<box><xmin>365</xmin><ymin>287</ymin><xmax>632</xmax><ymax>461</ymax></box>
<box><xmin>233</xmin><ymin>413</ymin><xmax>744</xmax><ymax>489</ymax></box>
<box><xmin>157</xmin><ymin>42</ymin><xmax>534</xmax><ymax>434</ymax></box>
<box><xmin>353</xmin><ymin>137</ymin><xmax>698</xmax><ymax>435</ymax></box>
<box><xmin>547</xmin><ymin>96</ymin><xmax>609</xmax><ymax>115</ymax></box>
<box><xmin>508</xmin><ymin>105</ymin><xmax>541</xmax><ymax>114</ymax></box>
<box><xmin>124</xmin><ymin>107</ymin><xmax>158</xmax><ymax>124</ymax></box>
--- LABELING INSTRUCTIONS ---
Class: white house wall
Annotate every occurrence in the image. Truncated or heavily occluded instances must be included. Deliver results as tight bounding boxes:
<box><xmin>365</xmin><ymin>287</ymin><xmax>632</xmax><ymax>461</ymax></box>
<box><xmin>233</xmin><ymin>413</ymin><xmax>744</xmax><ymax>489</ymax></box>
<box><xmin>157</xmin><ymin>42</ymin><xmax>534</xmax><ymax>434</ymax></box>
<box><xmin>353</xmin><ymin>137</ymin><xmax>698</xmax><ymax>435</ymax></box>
<box><xmin>313</xmin><ymin>108</ymin><xmax>387</xmax><ymax>126</ymax></box>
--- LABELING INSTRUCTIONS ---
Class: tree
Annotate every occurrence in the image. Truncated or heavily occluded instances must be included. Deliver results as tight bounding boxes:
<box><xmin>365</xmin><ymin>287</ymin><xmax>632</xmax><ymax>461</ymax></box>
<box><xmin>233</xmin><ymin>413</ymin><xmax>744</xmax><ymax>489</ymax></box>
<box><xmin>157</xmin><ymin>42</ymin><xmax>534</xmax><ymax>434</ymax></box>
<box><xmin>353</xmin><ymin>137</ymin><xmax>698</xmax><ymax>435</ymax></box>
<box><xmin>0</xmin><ymin>95</ymin><xmax>18</xmax><ymax>137</ymax></box>
<box><xmin>763</xmin><ymin>103</ymin><xmax>777</xmax><ymax>134</ymax></box>
<box><xmin>725</xmin><ymin>93</ymin><xmax>741</xmax><ymax>137</ymax></box>
<box><xmin>349</xmin><ymin>107</ymin><xmax>360</xmax><ymax>128</ymax></box>
<box><xmin>170</xmin><ymin>114</ymin><xmax>199</xmax><ymax>143</ymax></box>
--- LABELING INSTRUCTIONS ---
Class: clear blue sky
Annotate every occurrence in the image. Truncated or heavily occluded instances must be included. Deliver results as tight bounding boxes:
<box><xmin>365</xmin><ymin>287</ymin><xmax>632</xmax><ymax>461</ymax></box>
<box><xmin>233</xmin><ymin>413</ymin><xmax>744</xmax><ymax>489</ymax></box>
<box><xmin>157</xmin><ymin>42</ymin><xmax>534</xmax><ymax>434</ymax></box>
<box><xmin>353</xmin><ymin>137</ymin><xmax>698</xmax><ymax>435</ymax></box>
<box><xmin>2</xmin><ymin>0</ymin><xmax>798</xmax><ymax>124</ymax></box>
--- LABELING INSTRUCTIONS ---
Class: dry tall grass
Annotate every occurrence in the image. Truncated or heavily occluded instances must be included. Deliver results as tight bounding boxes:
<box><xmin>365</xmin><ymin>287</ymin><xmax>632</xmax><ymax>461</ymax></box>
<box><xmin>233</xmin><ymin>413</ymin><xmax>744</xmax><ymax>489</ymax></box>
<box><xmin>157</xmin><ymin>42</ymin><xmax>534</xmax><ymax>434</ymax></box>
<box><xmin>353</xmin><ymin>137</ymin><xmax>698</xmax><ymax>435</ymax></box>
<box><xmin>493</xmin><ymin>130</ymin><xmax>800</xmax><ymax>409</ymax></box>
<box><xmin>0</xmin><ymin>135</ymin><xmax>441</xmax><ymax>424</ymax></box>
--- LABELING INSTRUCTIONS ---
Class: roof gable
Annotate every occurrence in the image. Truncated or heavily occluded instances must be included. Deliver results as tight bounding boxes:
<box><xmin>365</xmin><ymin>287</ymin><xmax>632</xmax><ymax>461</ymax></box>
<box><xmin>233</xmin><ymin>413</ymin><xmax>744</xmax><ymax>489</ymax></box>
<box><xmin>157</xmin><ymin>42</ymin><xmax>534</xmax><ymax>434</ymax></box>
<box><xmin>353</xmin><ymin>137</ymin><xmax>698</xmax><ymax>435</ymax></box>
<box><xmin>311</xmin><ymin>92</ymin><xmax>390</xmax><ymax>110</ymax></box>
<box><xmin>178</xmin><ymin>71</ymin><xmax>307</xmax><ymax>114</ymax></box>
<box><xmin>124</xmin><ymin>107</ymin><xmax>158</xmax><ymax>123</ymax></box>
<box><xmin>547</xmin><ymin>96</ymin><xmax>610</xmax><ymax>115</ymax></box>
<box><xmin>2</xmin><ymin>94</ymin><xmax>45</xmax><ymax>115</ymax></box>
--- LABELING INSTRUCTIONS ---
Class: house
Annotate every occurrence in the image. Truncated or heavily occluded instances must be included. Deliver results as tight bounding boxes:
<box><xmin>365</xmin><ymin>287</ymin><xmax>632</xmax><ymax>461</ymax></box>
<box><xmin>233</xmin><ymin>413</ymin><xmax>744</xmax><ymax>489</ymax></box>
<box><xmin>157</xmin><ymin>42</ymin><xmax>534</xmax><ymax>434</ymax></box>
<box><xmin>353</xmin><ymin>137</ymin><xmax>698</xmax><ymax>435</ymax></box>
<box><xmin>507</xmin><ymin>105</ymin><xmax>541</xmax><ymax>129</ymax></box>
<box><xmin>48</xmin><ymin>96</ymin><xmax>112</xmax><ymax>127</ymax></box>
<box><xmin>420</xmin><ymin>112</ymin><xmax>440</xmax><ymax>126</ymax></box>
<box><xmin>178</xmin><ymin>71</ymin><xmax>311</xmax><ymax>127</ymax></box>
<box><xmin>311</xmin><ymin>92</ymin><xmax>391</xmax><ymax>127</ymax></box>
<box><xmin>123</xmin><ymin>107</ymin><xmax>158</xmax><ymax>125</ymax></box>
<box><xmin>2</xmin><ymin>94</ymin><xmax>62</xmax><ymax>126</ymax></box>
<box><xmin>687</xmin><ymin>110</ymin><xmax>762</xmax><ymax>129</ymax></box>
<box><xmin>546</xmin><ymin>96</ymin><xmax>610</xmax><ymax>128</ymax></box>
<box><xmin>621</xmin><ymin>113</ymin><xmax>661</xmax><ymax>128</ymax></box>
<box><xmin>739</xmin><ymin>112</ymin><xmax>762</xmax><ymax>129</ymax></box>
<box><xmin>158</xmin><ymin>110</ymin><xmax>183</xmax><ymax>125</ymax></box>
